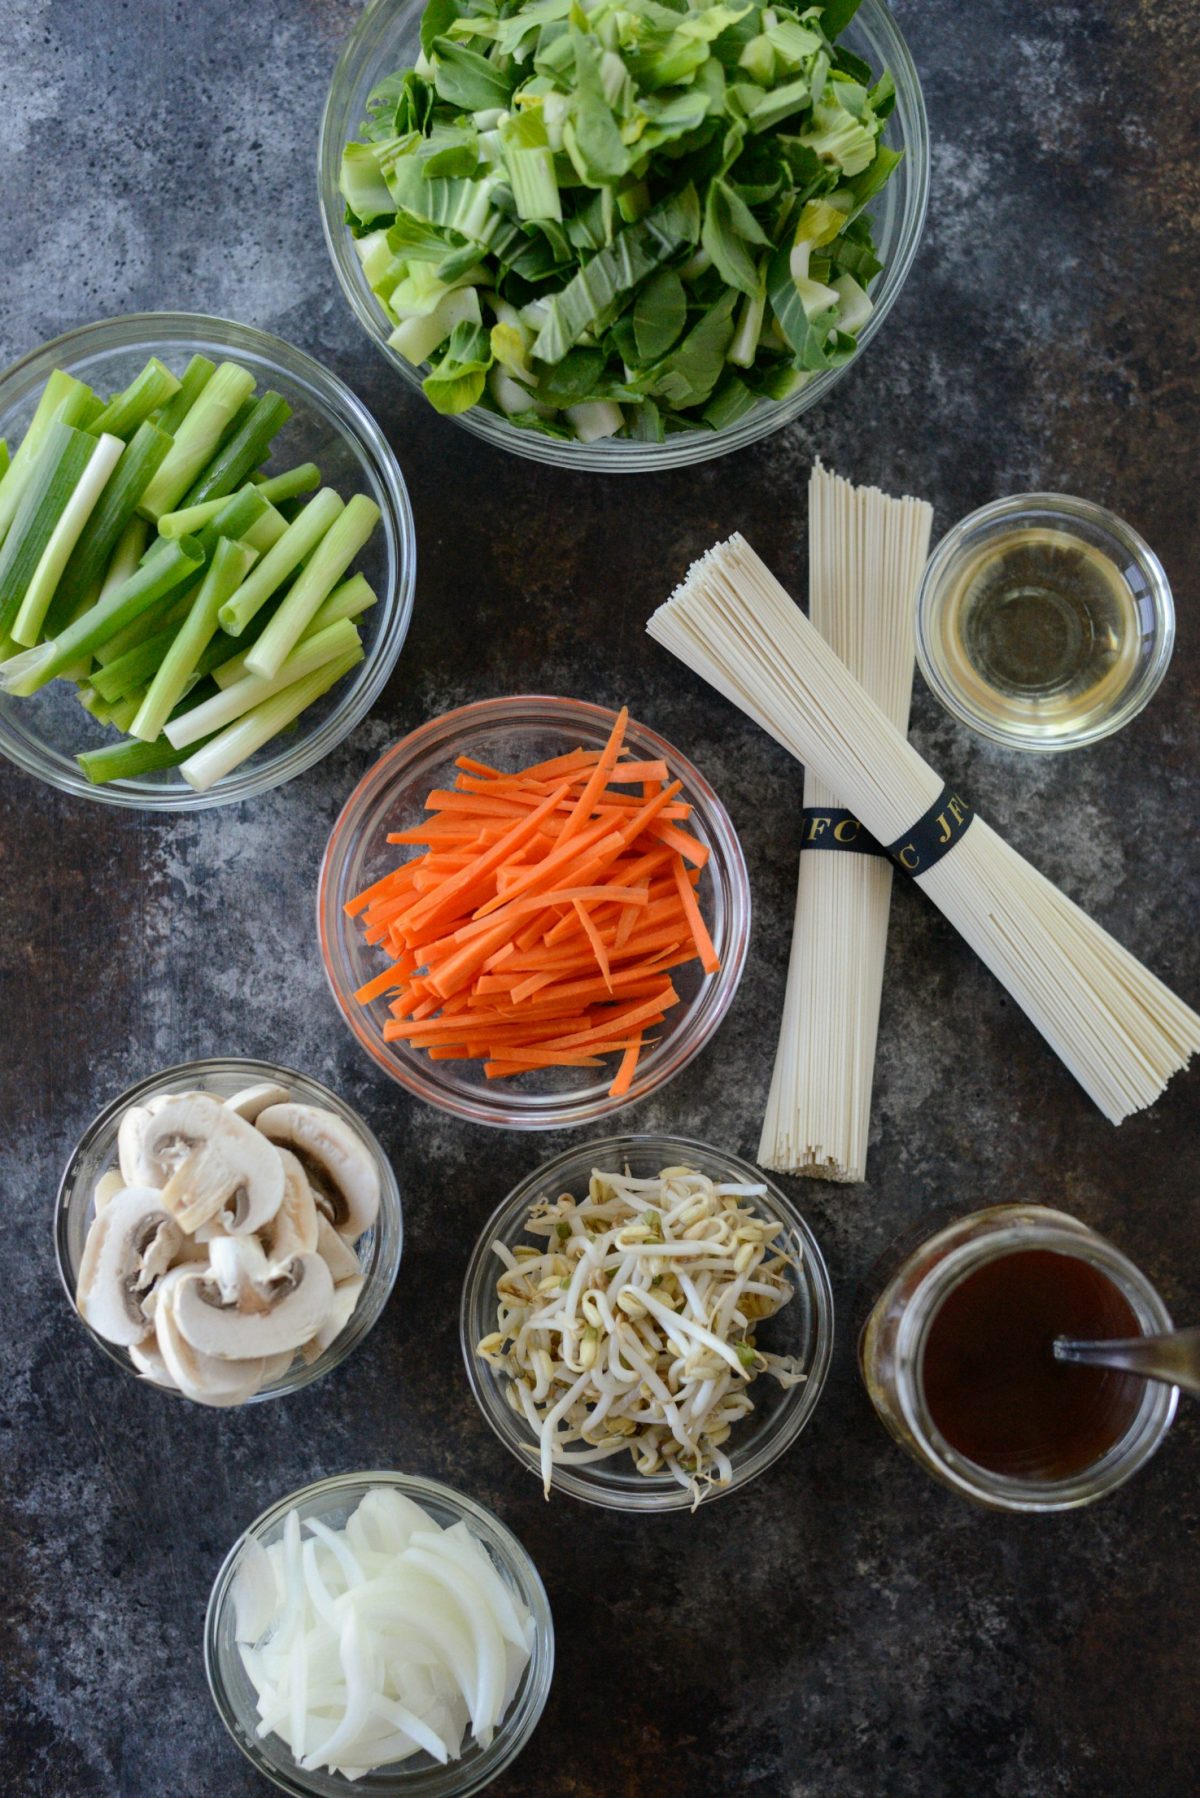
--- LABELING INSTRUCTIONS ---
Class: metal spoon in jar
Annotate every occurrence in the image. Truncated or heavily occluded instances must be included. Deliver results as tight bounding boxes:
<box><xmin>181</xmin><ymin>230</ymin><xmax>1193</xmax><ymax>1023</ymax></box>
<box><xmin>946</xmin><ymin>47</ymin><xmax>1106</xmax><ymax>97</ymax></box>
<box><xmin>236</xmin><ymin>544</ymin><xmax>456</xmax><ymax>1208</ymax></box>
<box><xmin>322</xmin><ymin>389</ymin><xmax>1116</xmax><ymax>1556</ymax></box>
<box><xmin>1053</xmin><ymin>1327</ymin><xmax>1200</xmax><ymax>1397</ymax></box>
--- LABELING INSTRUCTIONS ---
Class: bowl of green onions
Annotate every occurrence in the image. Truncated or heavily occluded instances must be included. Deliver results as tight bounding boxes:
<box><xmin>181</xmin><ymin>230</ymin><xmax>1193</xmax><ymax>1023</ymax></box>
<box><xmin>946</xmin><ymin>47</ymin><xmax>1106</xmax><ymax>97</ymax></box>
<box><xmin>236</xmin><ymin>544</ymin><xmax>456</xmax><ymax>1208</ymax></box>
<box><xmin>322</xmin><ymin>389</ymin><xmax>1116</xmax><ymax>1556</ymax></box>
<box><xmin>319</xmin><ymin>0</ymin><xmax>929</xmax><ymax>469</ymax></box>
<box><xmin>0</xmin><ymin>313</ymin><xmax>416</xmax><ymax>808</ymax></box>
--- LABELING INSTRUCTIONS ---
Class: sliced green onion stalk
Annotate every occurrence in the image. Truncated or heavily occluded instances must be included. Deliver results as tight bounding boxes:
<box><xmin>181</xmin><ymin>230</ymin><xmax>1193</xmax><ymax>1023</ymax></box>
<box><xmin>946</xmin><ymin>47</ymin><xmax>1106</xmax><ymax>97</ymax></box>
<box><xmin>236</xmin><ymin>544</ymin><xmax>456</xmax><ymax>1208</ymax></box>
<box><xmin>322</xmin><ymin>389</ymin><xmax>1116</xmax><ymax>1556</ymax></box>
<box><xmin>39</xmin><ymin>423</ymin><xmax>172</xmax><ymax>638</ymax></box>
<box><xmin>137</xmin><ymin>361</ymin><xmax>256</xmax><ymax>520</ymax></box>
<box><xmin>252</xmin><ymin>462</ymin><xmax>321</xmax><ymax>505</ymax></box>
<box><xmin>76</xmin><ymin>731</ymin><xmax>206</xmax><ymax>786</ymax></box>
<box><xmin>211</xmin><ymin>572</ymin><xmax>377</xmax><ymax>688</ymax></box>
<box><xmin>0</xmin><ymin>421</ymin><xmax>101</xmax><ymax>635</ymax></box>
<box><xmin>0</xmin><ymin>535</ymin><xmax>204</xmax><ymax>695</ymax></box>
<box><xmin>155</xmin><ymin>495</ymin><xmax>229</xmax><ymax>539</ymax></box>
<box><xmin>180</xmin><ymin>644</ymin><xmax>363</xmax><ymax>792</ymax></box>
<box><xmin>106</xmin><ymin>687</ymin><xmax>149</xmax><ymax>734</ymax></box>
<box><xmin>0</xmin><ymin>370</ymin><xmax>99</xmax><ymax>546</ymax></box>
<box><xmin>9</xmin><ymin>432</ymin><xmax>125</xmax><ymax>645</ymax></box>
<box><xmin>166</xmin><ymin>617</ymin><xmax>362</xmax><ymax>749</ymax></box>
<box><xmin>89</xmin><ymin>358</ymin><xmax>181</xmax><ymax>440</ymax></box>
<box><xmin>216</xmin><ymin>487</ymin><xmax>344</xmax><ymax>636</ymax></box>
<box><xmin>155</xmin><ymin>354</ymin><xmax>215</xmax><ymax>436</ymax></box>
<box><xmin>176</xmin><ymin>391</ymin><xmax>291</xmax><ymax>509</ymax></box>
<box><xmin>91</xmin><ymin>618</ymin><xmax>189</xmax><ymax>704</ymax></box>
<box><xmin>130</xmin><ymin>537</ymin><xmax>257</xmax><ymax>742</ymax></box>
<box><xmin>244</xmin><ymin>494</ymin><xmax>379</xmax><ymax>680</ymax></box>
<box><xmin>9</xmin><ymin>431</ymin><xmax>125</xmax><ymax>650</ymax></box>
<box><xmin>240</xmin><ymin>501</ymin><xmax>289</xmax><ymax>555</ymax></box>
<box><xmin>98</xmin><ymin>516</ymin><xmax>151</xmax><ymax>602</ymax></box>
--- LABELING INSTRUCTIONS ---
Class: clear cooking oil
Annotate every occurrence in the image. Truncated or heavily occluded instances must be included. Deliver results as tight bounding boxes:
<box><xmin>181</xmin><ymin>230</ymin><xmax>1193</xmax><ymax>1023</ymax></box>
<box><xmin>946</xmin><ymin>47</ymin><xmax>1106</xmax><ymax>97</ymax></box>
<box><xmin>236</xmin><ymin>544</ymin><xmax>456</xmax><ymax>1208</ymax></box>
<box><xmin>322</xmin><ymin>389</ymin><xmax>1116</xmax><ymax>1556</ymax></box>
<box><xmin>934</xmin><ymin>527</ymin><xmax>1140</xmax><ymax>742</ymax></box>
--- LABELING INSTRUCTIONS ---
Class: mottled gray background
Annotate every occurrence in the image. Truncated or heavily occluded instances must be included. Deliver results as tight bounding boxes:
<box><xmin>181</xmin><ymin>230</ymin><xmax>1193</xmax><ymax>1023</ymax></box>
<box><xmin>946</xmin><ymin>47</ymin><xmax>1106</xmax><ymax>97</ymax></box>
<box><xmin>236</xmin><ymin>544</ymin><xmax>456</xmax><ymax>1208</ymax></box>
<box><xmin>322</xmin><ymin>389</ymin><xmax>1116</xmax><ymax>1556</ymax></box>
<box><xmin>1</xmin><ymin>2</ymin><xmax>1198</xmax><ymax>1794</ymax></box>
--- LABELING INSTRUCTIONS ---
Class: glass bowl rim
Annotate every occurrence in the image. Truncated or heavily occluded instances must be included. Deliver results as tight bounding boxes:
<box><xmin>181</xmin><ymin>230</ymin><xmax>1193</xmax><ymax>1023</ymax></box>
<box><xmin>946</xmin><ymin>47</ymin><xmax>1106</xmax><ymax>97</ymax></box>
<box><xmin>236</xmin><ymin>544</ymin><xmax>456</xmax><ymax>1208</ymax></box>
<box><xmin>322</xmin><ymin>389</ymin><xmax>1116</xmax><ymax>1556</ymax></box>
<box><xmin>54</xmin><ymin>1055</ymin><xmax>403</xmax><ymax>1402</ymax></box>
<box><xmin>204</xmin><ymin>1467</ymin><xmax>555</xmax><ymax>1798</ymax></box>
<box><xmin>915</xmin><ymin>489</ymin><xmax>1177</xmax><ymax>753</ymax></box>
<box><xmin>0</xmin><ymin>309</ymin><xmax>417</xmax><ymax>809</ymax></box>
<box><xmin>317</xmin><ymin>0</ymin><xmax>930</xmax><ymax>471</ymax></box>
<box><xmin>458</xmin><ymin>1131</ymin><xmax>835</xmax><ymax>1511</ymax></box>
<box><xmin>317</xmin><ymin>694</ymin><xmax>752</xmax><ymax>1130</ymax></box>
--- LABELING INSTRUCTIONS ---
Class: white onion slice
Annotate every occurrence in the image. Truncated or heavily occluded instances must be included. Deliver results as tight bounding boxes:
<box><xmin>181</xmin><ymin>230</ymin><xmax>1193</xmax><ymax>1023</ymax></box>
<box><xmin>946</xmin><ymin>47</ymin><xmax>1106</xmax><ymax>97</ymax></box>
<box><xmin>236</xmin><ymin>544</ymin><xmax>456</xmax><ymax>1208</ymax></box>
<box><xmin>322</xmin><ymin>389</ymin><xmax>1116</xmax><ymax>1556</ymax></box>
<box><xmin>234</xmin><ymin>1488</ymin><xmax>534</xmax><ymax>1777</ymax></box>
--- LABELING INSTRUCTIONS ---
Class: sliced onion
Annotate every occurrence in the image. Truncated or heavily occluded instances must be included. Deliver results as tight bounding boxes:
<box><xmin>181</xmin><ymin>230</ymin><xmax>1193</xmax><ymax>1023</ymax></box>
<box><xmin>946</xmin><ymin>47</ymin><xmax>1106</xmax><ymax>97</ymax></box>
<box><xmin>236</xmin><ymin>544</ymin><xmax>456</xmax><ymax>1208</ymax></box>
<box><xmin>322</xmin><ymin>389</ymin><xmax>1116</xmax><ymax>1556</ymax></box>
<box><xmin>235</xmin><ymin>1487</ymin><xmax>534</xmax><ymax>1777</ymax></box>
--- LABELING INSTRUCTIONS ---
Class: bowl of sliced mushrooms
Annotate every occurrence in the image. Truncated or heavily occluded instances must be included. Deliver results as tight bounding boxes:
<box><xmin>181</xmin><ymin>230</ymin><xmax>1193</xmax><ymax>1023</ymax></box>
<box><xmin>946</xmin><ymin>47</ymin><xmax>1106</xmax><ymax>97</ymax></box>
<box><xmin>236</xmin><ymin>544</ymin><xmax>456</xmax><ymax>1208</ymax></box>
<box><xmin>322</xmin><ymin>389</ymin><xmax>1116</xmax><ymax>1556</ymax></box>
<box><xmin>55</xmin><ymin>1058</ymin><xmax>402</xmax><ymax>1405</ymax></box>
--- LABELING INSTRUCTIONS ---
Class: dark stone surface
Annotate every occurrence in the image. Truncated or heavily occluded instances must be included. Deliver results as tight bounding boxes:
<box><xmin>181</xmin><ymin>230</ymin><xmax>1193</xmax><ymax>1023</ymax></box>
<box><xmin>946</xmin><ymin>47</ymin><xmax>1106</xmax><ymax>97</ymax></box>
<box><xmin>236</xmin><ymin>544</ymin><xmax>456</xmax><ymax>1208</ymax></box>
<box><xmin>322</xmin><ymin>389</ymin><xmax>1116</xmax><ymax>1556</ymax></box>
<box><xmin>1</xmin><ymin>2</ymin><xmax>1198</xmax><ymax>1794</ymax></box>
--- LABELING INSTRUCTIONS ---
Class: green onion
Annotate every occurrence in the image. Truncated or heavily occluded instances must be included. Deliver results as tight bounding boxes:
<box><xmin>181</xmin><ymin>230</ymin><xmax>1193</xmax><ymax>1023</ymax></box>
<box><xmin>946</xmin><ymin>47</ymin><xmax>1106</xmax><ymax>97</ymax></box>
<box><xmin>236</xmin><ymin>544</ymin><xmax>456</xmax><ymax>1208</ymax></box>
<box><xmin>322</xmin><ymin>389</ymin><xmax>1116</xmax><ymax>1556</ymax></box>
<box><xmin>39</xmin><ymin>424</ymin><xmax>173</xmax><ymax>638</ymax></box>
<box><xmin>216</xmin><ymin>487</ymin><xmax>344</xmax><ymax>636</ymax></box>
<box><xmin>177</xmin><ymin>391</ymin><xmax>292</xmax><ymax>508</ymax></box>
<box><xmin>130</xmin><ymin>537</ymin><xmax>257</xmax><ymax>742</ymax></box>
<box><xmin>253</xmin><ymin>462</ymin><xmax>320</xmax><ymax>505</ymax></box>
<box><xmin>89</xmin><ymin>358</ymin><xmax>181</xmax><ymax>440</ymax></box>
<box><xmin>9</xmin><ymin>432</ymin><xmax>125</xmax><ymax>645</ymax></box>
<box><xmin>244</xmin><ymin>494</ymin><xmax>379</xmax><ymax>680</ymax></box>
<box><xmin>155</xmin><ymin>496</ymin><xmax>229</xmax><ymax>539</ymax></box>
<box><xmin>0</xmin><ymin>421</ymin><xmax>100</xmax><ymax>635</ymax></box>
<box><xmin>155</xmin><ymin>355</ymin><xmax>215</xmax><ymax>436</ymax></box>
<box><xmin>137</xmin><ymin>361</ymin><xmax>256</xmax><ymax>520</ymax></box>
<box><xmin>165</xmin><ymin>617</ymin><xmax>362</xmax><ymax>749</ymax></box>
<box><xmin>91</xmin><ymin>619</ymin><xmax>189</xmax><ymax>704</ymax></box>
<box><xmin>179</xmin><ymin>645</ymin><xmax>363</xmax><ymax>792</ymax></box>
<box><xmin>76</xmin><ymin>729</ymin><xmax>209</xmax><ymax>786</ymax></box>
<box><xmin>0</xmin><ymin>535</ymin><xmax>205</xmax><ymax>695</ymax></box>
<box><xmin>211</xmin><ymin>572</ymin><xmax>376</xmax><ymax>687</ymax></box>
<box><xmin>240</xmin><ymin>500</ymin><xmax>289</xmax><ymax>555</ymax></box>
<box><xmin>0</xmin><ymin>371</ymin><xmax>100</xmax><ymax>545</ymax></box>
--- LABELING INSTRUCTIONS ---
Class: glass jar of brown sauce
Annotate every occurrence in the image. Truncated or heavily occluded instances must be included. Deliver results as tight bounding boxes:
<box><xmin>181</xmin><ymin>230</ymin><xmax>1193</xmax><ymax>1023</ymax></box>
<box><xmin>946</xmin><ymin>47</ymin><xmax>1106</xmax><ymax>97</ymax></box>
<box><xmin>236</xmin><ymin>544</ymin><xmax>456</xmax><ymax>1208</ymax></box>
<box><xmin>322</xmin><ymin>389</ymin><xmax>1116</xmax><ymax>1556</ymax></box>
<box><xmin>859</xmin><ymin>1205</ymin><xmax>1178</xmax><ymax>1510</ymax></box>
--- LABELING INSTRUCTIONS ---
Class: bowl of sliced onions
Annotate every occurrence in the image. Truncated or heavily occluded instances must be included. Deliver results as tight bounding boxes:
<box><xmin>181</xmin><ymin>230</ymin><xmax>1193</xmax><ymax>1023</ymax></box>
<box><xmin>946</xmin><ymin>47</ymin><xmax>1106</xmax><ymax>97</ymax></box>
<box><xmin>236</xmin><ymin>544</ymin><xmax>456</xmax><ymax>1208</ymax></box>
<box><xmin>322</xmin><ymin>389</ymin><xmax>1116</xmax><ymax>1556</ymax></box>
<box><xmin>205</xmin><ymin>1470</ymin><xmax>554</xmax><ymax>1796</ymax></box>
<box><xmin>460</xmin><ymin>1135</ymin><xmax>834</xmax><ymax>1512</ymax></box>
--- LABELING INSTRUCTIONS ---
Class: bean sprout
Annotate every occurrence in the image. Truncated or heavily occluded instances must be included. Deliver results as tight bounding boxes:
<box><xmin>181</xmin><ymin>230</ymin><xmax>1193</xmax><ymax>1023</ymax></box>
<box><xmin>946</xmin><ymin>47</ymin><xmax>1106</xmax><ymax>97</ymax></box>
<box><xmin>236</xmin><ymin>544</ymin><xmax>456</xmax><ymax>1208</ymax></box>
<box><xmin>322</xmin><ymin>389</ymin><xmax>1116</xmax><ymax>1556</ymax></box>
<box><xmin>478</xmin><ymin>1166</ymin><xmax>806</xmax><ymax>1508</ymax></box>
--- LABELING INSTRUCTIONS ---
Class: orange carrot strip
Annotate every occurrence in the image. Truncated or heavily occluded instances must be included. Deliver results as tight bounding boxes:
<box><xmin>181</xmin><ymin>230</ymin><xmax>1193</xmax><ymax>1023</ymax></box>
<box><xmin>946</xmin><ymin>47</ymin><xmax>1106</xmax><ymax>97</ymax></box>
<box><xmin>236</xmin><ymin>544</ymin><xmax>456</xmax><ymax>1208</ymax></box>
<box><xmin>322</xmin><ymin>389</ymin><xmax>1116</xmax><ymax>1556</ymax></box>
<box><xmin>573</xmin><ymin>898</ymin><xmax>613</xmax><ymax>990</ymax></box>
<box><xmin>558</xmin><ymin>706</ymin><xmax>628</xmax><ymax>841</ymax></box>
<box><xmin>672</xmin><ymin>855</ymin><xmax>720</xmax><ymax>975</ymax></box>
<box><xmin>354</xmin><ymin>965</ymin><xmax>408</xmax><ymax>1004</ymax></box>
<box><xmin>535</xmin><ymin>988</ymin><xmax>679</xmax><ymax>1050</ymax></box>
<box><xmin>397</xmin><ymin>781</ymin><xmax>573</xmax><ymax>932</ymax></box>
<box><xmin>609</xmin><ymin>1030</ymin><xmax>644</xmax><ymax>1097</ymax></box>
<box><xmin>648</xmin><ymin>818</ymin><xmax>710</xmax><ymax>867</ymax></box>
<box><xmin>454</xmin><ymin>754</ymin><xmax>503</xmax><ymax>776</ymax></box>
<box><xmin>607</xmin><ymin>760</ymin><xmax>668</xmax><ymax>783</ymax></box>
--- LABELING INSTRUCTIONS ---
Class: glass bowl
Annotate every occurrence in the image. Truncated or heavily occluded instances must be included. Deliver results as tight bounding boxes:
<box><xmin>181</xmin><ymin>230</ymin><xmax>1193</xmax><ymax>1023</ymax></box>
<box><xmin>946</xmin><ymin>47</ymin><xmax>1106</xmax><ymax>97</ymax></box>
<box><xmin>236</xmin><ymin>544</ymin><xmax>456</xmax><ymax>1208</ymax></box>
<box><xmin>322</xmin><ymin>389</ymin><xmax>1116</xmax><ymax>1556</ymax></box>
<box><xmin>318</xmin><ymin>0</ymin><xmax>929</xmax><ymax>471</ymax></box>
<box><xmin>55</xmin><ymin>1057</ymin><xmax>403</xmax><ymax>1403</ymax></box>
<box><xmin>915</xmin><ymin>492</ymin><xmax>1176</xmax><ymax>752</ymax></box>
<box><xmin>0</xmin><ymin>312</ymin><xmax>417</xmax><ymax>807</ymax></box>
<box><xmin>318</xmin><ymin>696</ymin><xmax>751</xmax><ymax>1130</ymax></box>
<box><xmin>460</xmin><ymin>1134</ymin><xmax>834</xmax><ymax>1511</ymax></box>
<box><xmin>205</xmin><ymin>1469</ymin><xmax>554</xmax><ymax>1797</ymax></box>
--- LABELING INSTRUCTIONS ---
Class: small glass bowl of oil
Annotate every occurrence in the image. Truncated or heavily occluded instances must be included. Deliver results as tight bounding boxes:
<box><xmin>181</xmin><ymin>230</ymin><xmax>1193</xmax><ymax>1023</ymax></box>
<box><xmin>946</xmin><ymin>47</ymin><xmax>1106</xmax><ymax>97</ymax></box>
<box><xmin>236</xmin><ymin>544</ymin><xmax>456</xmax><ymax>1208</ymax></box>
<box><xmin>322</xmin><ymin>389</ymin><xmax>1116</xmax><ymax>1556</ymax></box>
<box><xmin>915</xmin><ymin>493</ymin><xmax>1174</xmax><ymax>751</ymax></box>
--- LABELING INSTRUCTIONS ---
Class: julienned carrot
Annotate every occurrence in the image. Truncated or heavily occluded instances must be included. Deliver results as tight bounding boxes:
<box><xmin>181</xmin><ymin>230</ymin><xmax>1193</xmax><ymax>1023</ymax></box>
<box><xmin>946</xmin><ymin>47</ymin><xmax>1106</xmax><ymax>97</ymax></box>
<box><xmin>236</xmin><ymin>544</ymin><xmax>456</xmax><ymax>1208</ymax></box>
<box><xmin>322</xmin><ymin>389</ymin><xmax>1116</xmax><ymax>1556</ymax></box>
<box><xmin>346</xmin><ymin>710</ymin><xmax>721</xmax><ymax>1097</ymax></box>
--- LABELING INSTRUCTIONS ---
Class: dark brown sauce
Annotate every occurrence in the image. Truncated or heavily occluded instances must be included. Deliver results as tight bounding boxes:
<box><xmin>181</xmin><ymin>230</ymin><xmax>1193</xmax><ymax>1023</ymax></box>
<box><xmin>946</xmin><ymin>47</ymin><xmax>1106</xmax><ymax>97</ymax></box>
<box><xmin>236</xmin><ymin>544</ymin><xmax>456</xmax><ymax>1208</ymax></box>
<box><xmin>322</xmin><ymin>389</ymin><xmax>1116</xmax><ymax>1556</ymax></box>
<box><xmin>922</xmin><ymin>1249</ymin><xmax>1143</xmax><ymax>1480</ymax></box>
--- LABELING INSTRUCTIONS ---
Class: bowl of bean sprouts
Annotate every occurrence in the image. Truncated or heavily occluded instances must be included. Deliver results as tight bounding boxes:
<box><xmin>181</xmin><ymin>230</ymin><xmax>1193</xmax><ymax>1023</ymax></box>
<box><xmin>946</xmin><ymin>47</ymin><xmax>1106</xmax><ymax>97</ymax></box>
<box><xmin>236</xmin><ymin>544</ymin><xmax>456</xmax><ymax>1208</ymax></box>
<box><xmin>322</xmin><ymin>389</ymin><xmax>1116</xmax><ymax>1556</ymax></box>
<box><xmin>460</xmin><ymin>1135</ymin><xmax>833</xmax><ymax>1512</ymax></box>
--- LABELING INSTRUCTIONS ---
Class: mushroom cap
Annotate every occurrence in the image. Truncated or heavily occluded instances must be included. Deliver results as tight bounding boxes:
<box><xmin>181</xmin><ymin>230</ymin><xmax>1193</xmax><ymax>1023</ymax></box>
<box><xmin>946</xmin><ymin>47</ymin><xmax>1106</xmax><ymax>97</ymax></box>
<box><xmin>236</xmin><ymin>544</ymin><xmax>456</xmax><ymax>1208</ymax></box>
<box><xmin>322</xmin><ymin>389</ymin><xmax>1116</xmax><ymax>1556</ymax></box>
<box><xmin>254</xmin><ymin>1104</ymin><xmax>380</xmax><ymax>1240</ymax></box>
<box><xmin>171</xmin><ymin>1251</ymin><xmax>335</xmax><ymax>1360</ymax></box>
<box><xmin>117</xmin><ymin>1105</ymin><xmax>151</xmax><ymax>1185</ymax></box>
<box><xmin>126</xmin><ymin>1093</ymin><xmax>285</xmax><ymax>1236</ymax></box>
<box><xmin>77</xmin><ymin>1186</ymin><xmax>183</xmax><ymax>1347</ymax></box>
<box><xmin>153</xmin><ymin>1268</ymin><xmax>268</xmax><ymax>1406</ymax></box>
<box><xmin>225</xmin><ymin>1081</ymin><xmax>292</xmax><ymax>1122</ymax></box>
<box><xmin>259</xmin><ymin>1147</ymin><xmax>321</xmax><ymax>1261</ymax></box>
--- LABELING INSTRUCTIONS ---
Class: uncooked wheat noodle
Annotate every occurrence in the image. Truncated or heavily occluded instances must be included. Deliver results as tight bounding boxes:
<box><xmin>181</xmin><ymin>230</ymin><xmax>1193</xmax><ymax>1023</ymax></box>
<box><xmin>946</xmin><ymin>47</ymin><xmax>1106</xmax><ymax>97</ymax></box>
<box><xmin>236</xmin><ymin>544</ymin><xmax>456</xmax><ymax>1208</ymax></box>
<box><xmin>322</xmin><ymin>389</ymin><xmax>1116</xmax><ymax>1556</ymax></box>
<box><xmin>758</xmin><ymin>465</ymin><xmax>932</xmax><ymax>1181</ymax></box>
<box><xmin>648</xmin><ymin>534</ymin><xmax>1200</xmax><ymax>1124</ymax></box>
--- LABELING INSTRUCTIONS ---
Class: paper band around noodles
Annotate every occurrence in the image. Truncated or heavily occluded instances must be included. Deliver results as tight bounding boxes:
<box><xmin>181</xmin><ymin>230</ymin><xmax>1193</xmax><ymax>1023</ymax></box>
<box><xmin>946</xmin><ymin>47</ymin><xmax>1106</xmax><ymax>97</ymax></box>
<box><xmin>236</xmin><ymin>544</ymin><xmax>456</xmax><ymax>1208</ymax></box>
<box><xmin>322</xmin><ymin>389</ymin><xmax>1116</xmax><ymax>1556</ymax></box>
<box><xmin>799</xmin><ymin>806</ymin><xmax>889</xmax><ymax>858</ymax></box>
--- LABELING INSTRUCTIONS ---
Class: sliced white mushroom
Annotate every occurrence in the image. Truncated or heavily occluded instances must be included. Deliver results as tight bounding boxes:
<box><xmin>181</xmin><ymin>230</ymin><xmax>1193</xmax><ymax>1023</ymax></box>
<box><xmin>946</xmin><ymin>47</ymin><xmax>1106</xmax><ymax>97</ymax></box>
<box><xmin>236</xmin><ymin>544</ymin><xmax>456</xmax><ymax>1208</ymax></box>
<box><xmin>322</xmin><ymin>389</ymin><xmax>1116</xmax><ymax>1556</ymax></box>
<box><xmin>117</xmin><ymin>1105</ymin><xmax>151</xmax><ymax>1185</ymax></box>
<box><xmin>77</xmin><ymin>1187</ymin><xmax>183</xmax><ymax>1346</ymax></box>
<box><xmin>207</xmin><ymin>1233</ymin><xmax>272</xmax><ymax>1302</ymax></box>
<box><xmin>225</xmin><ymin>1081</ymin><xmax>292</xmax><ymax>1122</ymax></box>
<box><xmin>124</xmin><ymin>1093</ymin><xmax>285</xmax><ymax>1236</ymax></box>
<box><xmin>129</xmin><ymin>1336</ymin><xmax>179</xmax><ymax>1390</ymax></box>
<box><xmin>298</xmin><ymin>1274</ymin><xmax>365</xmax><ymax>1365</ymax></box>
<box><xmin>315</xmin><ymin>1212</ymin><xmax>363</xmax><ymax>1285</ymax></box>
<box><xmin>255</xmin><ymin>1104</ymin><xmax>380</xmax><ymax>1240</ymax></box>
<box><xmin>171</xmin><ymin>1251</ymin><xmax>334</xmax><ymax>1361</ymax></box>
<box><xmin>259</xmin><ymin>1147</ymin><xmax>320</xmax><ymax>1261</ymax></box>
<box><xmin>258</xmin><ymin>1349</ymin><xmax>297</xmax><ymax>1387</ymax></box>
<box><xmin>93</xmin><ymin>1169</ymin><xmax>126</xmax><ymax>1214</ymax></box>
<box><xmin>153</xmin><ymin>1268</ymin><xmax>267</xmax><ymax>1406</ymax></box>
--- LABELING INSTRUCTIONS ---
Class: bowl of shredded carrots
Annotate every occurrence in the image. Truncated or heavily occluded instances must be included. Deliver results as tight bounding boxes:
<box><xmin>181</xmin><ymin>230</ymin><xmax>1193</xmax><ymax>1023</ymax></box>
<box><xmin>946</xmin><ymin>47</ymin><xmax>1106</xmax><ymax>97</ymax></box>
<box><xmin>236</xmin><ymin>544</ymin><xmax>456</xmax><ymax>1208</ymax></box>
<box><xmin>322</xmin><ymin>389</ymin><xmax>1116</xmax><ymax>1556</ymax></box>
<box><xmin>318</xmin><ymin>696</ymin><xmax>750</xmax><ymax>1129</ymax></box>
